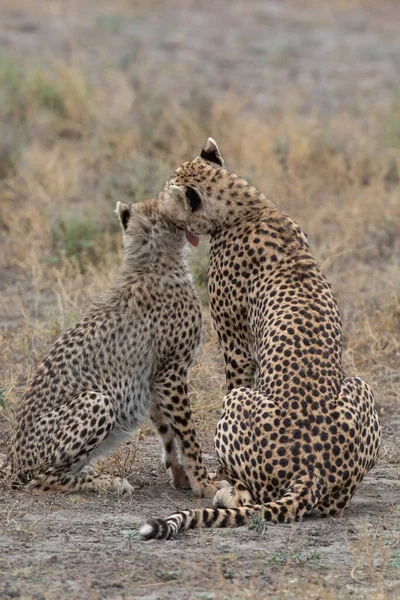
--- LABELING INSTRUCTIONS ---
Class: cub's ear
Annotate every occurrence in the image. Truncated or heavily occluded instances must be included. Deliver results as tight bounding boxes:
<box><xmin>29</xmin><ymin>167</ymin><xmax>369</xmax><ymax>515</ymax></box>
<box><xmin>116</xmin><ymin>201</ymin><xmax>131</xmax><ymax>231</ymax></box>
<box><xmin>200</xmin><ymin>137</ymin><xmax>224</xmax><ymax>167</ymax></box>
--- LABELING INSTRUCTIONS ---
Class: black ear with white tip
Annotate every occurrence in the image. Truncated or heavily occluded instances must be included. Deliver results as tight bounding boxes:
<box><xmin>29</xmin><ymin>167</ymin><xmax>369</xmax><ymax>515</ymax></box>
<box><xmin>116</xmin><ymin>201</ymin><xmax>131</xmax><ymax>231</ymax></box>
<box><xmin>200</xmin><ymin>137</ymin><xmax>224</xmax><ymax>167</ymax></box>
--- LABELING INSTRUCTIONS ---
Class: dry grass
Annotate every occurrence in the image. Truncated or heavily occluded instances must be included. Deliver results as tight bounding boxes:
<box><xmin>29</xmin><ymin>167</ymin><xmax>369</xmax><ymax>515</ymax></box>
<box><xmin>1</xmin><ymin>58</ymin><xmax>399</xmax><ymax>417</ymax></box>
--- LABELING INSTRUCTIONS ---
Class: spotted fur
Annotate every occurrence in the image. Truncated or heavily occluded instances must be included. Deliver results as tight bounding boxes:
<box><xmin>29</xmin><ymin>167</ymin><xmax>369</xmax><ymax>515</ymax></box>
<box><xmin>140</xmin><ymin>138</ymin><xmax>381</xmax><ymax>539</ymax></box>
<box><xmin>5</xmin><ymin>199</ymin><xmax>217</xmax><ymax>497</ymax></box>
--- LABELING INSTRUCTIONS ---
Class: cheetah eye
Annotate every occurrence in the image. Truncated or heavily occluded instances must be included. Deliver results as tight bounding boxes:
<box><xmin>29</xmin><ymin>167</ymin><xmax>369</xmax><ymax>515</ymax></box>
<box><xmin>184</xmin><ymin>186</ymin><xmax>202</xmax><ymax>212</ymax></box>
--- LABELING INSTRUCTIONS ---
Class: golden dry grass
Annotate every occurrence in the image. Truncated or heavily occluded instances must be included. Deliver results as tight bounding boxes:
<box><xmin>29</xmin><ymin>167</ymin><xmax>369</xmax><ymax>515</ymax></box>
<box><xmin>1</xmin><ymin>58</ymin><xmax>399</xmax><ymax>416</ymax></box>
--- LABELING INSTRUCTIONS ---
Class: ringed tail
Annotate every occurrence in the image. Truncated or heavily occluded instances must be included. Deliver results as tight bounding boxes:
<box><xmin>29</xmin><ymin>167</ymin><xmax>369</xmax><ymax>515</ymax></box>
<box><xmin>140</xmin><ymin>506</ymin><xmax>256</xmax><ymax>540</ymax></box>
<box><xmin>140</xmin><ymin>480</ymin><xmax>319</xmax><ymax>540</ymax></box>
<box><xmin>139</xmin><ymin>499</ymin><xmax>302</xmax><ymax>541</ymax></box>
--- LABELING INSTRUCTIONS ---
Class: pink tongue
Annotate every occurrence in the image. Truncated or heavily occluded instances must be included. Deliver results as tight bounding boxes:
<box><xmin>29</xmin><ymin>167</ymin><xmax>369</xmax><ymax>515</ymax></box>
<box><xmin>185</xmin><ymin>232</ymin><xmax>200</xmax><ymax>247</ymax></box>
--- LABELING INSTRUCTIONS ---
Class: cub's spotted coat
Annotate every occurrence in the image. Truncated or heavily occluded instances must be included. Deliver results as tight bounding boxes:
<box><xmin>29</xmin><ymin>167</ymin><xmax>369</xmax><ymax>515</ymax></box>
<box><xmin>140</xmin><ymin>138</ymin><xmax>381</xmax><ymax>540</ymax></box>
<box><xmin>5</xmin><ymin>199</ymin><xmax>217</xmax><ymax>497</ymax></box>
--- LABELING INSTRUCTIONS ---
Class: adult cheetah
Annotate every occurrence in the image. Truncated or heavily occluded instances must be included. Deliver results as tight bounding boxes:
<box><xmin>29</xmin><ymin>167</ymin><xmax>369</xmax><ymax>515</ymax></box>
<box><xmin>5</xmin><ymin>198</ymin><xmax>217</xmax><ymax>497</ymax></box>
<box><xmin>140</xmin><ymin>138</ymin><xmax>381</xmax><ymax>540</ymax></box>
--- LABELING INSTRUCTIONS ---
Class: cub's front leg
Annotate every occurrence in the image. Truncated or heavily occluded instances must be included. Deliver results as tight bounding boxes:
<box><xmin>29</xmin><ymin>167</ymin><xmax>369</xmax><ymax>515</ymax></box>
<box><xmin>152</xmin><ymin>366</ymin><xmax>217</xmax><ymax>498</ymax></box>
<box><xmin>150</xmin><ymin>404</ymin><xmax>190</xmax><ymax>489</ymax></box>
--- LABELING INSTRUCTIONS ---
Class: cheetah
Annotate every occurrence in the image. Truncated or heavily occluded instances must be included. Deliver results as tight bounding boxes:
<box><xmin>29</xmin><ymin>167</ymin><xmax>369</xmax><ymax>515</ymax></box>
<box><xmin>4</xmin><ymin>198</ymin><xmax>217</xmax><ymax>497</ymax></box>
<box><xmin>140</xmin><ymin>138</ymin><xmax>381</xmax><ymax>539</ymax></box>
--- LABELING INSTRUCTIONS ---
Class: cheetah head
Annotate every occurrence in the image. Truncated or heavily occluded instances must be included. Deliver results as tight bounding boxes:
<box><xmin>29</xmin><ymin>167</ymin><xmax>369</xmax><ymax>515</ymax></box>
<box><xmin>158</xmin><ymin>138</ymin><xmax>239</xmax><ymax>240</ymax></box>
<box><xmin>158</xmin><ymin>138</ymin><xmax>269</xmax><ymax>239</ymax></box>
<box><xmin>116</xmin><ymin>198</ymin><xmax>186</xmax><ymax>261</ymax></box>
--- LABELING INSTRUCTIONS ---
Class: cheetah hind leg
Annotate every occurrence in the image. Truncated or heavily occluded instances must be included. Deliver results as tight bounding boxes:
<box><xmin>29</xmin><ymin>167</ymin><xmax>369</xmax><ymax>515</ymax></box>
<box><xmin>28</xmin><ymin>469</ymin><xmax>133</xmax><ymax>494</ymax></box>
<box><xmin>26</xmin><ymin>391</ymin><xmax>133</xmax><ymax>494</ymax></box>
<box><xmin>315</xmin><ymin>488</ymin><xmax>354</xmax><ymax>518</ymax></box>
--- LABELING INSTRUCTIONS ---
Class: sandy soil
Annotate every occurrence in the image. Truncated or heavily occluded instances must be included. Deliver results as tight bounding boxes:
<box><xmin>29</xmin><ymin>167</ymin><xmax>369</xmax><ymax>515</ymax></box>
<box><xmin>1</xmin><ymin>418</ymin><xmax>399</xmax><ymax>600</ymax></box>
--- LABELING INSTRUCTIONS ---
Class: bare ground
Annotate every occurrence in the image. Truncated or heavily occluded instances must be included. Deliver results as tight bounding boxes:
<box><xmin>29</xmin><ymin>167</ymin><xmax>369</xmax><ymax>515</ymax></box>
<box><xmin>0</xmin><ymin>1</ymin><xmax>399</xmax><ymax>599</ymax></box>
<box><xmin>0</xmin><ymin>418</ymin><xmax>399</xmax><ymax>600</ymax></box>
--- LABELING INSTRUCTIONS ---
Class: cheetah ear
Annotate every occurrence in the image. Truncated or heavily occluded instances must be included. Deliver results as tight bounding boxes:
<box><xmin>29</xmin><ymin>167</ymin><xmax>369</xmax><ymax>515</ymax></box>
<box><xmin>116</xmin><ymin>201</ymin><xmax>131</xmax><ymax>231</ymax></box>
<box><xmin>200</xmin><ymin>137</ymin><xmax>224</xmax><ymax>167</ymax></box>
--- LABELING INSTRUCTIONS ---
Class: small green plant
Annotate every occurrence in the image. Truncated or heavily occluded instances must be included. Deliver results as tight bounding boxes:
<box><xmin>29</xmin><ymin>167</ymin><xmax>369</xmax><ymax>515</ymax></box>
<box><xmin>221</xmin><ymin>553</ymin><xmax>238</xmax><ymax>581</ymax></box>
<box><xmin>391</xmin><ymin>548</ymin><xmax>400</xmax><ymax>568</ymax></box>
<box><xmin>386</xmin><ymin>91</ymin><xmax>400</xmax><ymax>149</ymax></box>
<box><xmin>267</xmin><ymin>548</ymin><xmax>323</xmax><ymax>567</ymax></box>
<box><xmin>96</xmin><ymin>14</ymin><xmax>122</xmax><ymax>32</ymax></box>
<box><xmin>268</xmin><ymin>550</ymin><xmax>288</xmax><ymax>565</ymax></box>
<box><xmin>119</xmin><ymin>49</ymin><xmax>139</xmax><ymax>71</ymax></box>
<box><xmin>33</xmin><ymin>75</ymin><xmax>65</xmax><ymax>115</ymax></box>
<box><xmin>0</xmin><ymin>57</ymin><xmax>25</xmax><ymax>118</ymax></box>
<box><xmin>122</xmin><ymin>528</ymin><xmax>140</xmax><ymax>549</ymax></box>
<box><xmin>0</xmin><ymin>58</ymin><xmax>65</xmax><ymax>120</ymax></box>
<box><xmin>52</xmin><ymin>211</ymin><xmax>109</xmax><ymax>271</ymax></box>
<box><xmin>248</xmin><ymin>511</ymin><xmax>267</xmax><ymax>535</ymax></box>
<box><xmin>155</xmin><ymin>568</ymin><xmax>181</xmax><ymax>581</ymax></box>
<box><xmin>0</xmin><ymin>388</ymin><xmax>6</xmax><ymax>412</ymax></box>
<box><xmin>122</xmin><ymin>529</ymin><xmax>139</xmax><ymax>541</ymax></box>
<box><xmin>384</xmin><ymin>156</ymin><xmax>400</xmax><ymax>185</ymax></box>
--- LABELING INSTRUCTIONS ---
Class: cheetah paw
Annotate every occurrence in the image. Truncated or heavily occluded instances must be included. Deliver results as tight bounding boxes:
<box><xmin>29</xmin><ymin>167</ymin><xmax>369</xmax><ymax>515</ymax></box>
<box><xmin>212</xmin><ymin>486</ymin><xmax>235</xmax><ymax>508</ymax></box>
<box><xmin>194</xmin><ymin>483</ymin><xmax>218</xmax><ymax>499</ymax></box>
<box><xmin>115</xmin><ymin>477</ymin><xmax>134</xmax><ymax>495</ymax></box>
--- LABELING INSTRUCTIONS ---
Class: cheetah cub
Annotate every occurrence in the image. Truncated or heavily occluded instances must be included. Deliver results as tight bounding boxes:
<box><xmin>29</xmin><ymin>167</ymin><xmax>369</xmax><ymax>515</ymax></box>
<box><xmin>5</xmin><ymin>199</ymin><xmax>216</xmax><ymax>496</ymax></box>
<box><xmin>140</xmin><ymin>138</ymin><xmax>381</xmax><ymax>539</ymax></box>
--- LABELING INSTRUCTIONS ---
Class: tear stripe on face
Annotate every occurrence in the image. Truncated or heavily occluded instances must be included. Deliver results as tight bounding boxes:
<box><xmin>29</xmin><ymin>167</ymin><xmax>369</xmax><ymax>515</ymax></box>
<box><xmin>185</xmin><ymin>186</ymin><xmax>202</xmax><ymax>212</ymax></box>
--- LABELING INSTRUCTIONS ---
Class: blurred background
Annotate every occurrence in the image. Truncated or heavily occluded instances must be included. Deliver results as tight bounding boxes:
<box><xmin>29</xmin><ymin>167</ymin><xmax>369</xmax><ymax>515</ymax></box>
<box><xmin>0</xmin><ymin>2</ymin><xmax>399</xmax><ymax>598</ymax></box>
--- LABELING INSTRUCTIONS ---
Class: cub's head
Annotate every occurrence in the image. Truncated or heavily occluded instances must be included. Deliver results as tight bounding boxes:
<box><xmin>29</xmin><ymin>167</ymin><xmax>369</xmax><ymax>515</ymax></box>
<box><xmin>116</xmin><ymin>198</ymin><xmax>185</xmax><ymax>266</ymax></box>
<box><xmin>158</xmin><ymin>138</ymin><xmax>252</xmax><ymax>239</ymax></box>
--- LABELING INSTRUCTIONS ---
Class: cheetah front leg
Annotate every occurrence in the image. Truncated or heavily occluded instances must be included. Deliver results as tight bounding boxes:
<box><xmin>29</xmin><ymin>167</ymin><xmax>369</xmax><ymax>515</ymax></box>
<box><xmin>150</xmin><ymin>405</ymin><xmax>190</xmax><ymax>489</ymax></box>
<box><xmin>153</xmin><ymin>367</ymin><xmax>217</xmax><ymax>498</ymax></box>
<box><xmin>217</xmin><ymin>334</ymin><xmax>257</xmax><ymax>392</ymax></box>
